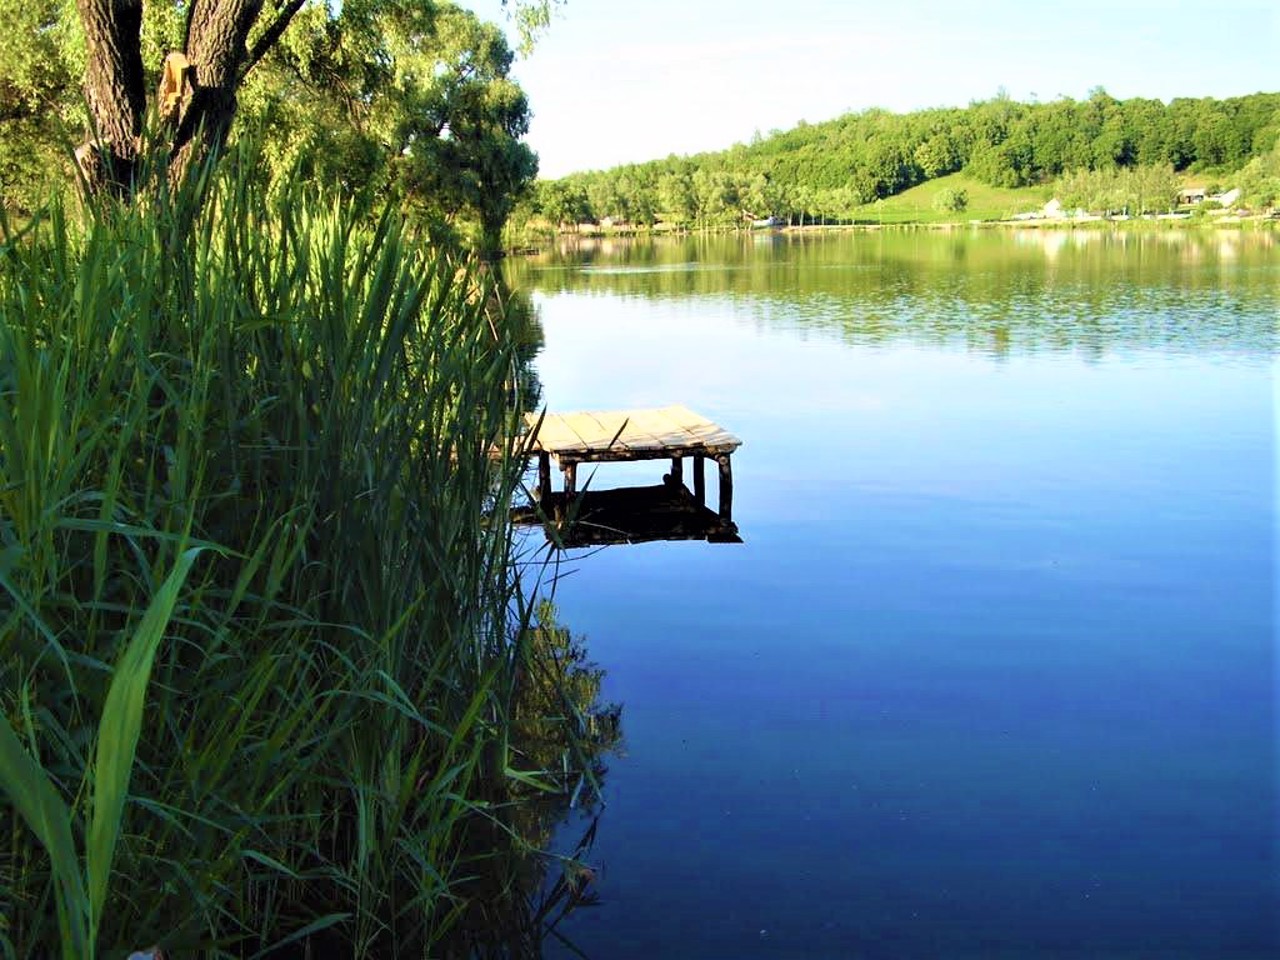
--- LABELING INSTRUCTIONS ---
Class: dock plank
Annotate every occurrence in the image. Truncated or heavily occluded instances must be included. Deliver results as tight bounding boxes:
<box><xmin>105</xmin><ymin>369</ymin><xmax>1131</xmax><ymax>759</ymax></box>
<box><xmin>616</xmin><ymin>408</ymin><xmax>691</xmax><ymax>449</ymax></box>
<box><xmin>649</xmin><ymin>405</ymin><xmax>740</xmax><ymax>449</ymax></box>
<box><xmin>575</xmin><ymin>411</ymin><xmax>637</xmax><ymax>451</ymax></box>
<box><xmin>586</xmin><ymin>412</ymin><xmax>669</xmax><ymax>451</ymax></box>
<box><xmin>526</xmin><ymin>405</ymin><xmax>741</xmax><ymax>462</ymax></box>
<box><xmin>532</xmin><ymin>415</ymin><xmax>592</xmax><ymax>452</ymax></box>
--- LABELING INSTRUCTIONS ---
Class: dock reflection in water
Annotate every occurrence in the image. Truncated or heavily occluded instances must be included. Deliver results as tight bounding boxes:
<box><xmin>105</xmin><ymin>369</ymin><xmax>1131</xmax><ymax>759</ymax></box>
<box><xmin>515</xmin><ymin>481</ymin><xmax>742</xmax><ymax>547</ymax></box>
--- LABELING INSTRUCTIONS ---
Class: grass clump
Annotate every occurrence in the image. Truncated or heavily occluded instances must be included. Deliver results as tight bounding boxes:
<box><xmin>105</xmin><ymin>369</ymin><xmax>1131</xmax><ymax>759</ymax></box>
<box><xmin>0</xmin><ymin>155</ymin><xmax>615</xmax><ymax>958</ymax></box>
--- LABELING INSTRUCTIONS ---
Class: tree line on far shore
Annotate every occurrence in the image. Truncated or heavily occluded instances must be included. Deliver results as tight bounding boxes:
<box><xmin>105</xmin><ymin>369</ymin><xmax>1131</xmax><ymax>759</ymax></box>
<box><xmin>520</xmin><ymin>89</ymin><xmax>1280</xmax><ymax>231</ymax></box>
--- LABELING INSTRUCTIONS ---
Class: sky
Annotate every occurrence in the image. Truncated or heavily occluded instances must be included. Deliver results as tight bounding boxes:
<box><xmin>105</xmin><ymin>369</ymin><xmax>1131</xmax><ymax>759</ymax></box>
<box><xmin>468</xmin><ymin>0</ymin><xmax>1279</xmax><ymax>179</ymax></box>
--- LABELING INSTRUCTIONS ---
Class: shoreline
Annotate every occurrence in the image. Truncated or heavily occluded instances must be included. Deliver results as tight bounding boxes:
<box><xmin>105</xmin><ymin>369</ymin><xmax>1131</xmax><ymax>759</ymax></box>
<box><xmin>512</xmin><ymin>214</ymin><xmax>1278</xmax><ymax>251</ymax></box>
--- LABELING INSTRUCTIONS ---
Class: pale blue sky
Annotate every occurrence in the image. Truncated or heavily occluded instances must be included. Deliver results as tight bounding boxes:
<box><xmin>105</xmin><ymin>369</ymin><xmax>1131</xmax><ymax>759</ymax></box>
<box><xmin>470</xmin><ymin>0</ymin><xmax>1279</xmax><ymax>178</ymax></box>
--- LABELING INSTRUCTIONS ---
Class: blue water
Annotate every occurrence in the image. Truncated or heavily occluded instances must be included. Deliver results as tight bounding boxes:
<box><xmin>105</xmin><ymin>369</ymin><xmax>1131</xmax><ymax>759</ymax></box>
<box><xmin>509</xmin><ymin>230</ymin><xmax>1278</xmax><ymax>958</ymax></box>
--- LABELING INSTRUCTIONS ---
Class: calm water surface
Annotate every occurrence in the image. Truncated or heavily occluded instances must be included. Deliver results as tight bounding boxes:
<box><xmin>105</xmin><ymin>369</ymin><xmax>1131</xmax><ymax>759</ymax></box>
<box><xmin>504</xmin><ymin>229</ymin><xmax>1278</xmax><ymax>959</ymax></box>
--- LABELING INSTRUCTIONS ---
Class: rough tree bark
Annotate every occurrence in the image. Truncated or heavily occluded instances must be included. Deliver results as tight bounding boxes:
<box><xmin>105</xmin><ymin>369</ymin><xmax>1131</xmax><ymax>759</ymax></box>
<box><xmin>169</xmin><ymin>0</ymin><xmax>264</xmax><ymax>185</ymax></box>
<box><xmin>74</xmin><ymin>0</ymin><xmax>146</xmax><ymax>194</ymax></box>
<box><xmin>74</xmin><ymin>0</ymin><xmax>301</xmax><ymax>198</ymax></box>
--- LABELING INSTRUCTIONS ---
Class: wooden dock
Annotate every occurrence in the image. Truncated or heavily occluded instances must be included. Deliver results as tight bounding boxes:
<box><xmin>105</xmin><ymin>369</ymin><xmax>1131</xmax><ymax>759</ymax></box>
<box><xmin>525</xmin><ymin>405</ymin><xmax>742</xmax><ymax>519</ymax></box>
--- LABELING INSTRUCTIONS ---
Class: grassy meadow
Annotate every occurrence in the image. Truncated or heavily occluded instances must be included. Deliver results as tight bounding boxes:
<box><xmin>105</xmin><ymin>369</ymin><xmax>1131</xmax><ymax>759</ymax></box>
<box><xmin>849</xmin><ymin>173</ymin><xmax>1053</xmax><ymax>224</ymax></box>
<box><xmin>0</xmin><ymin>154</ymin><xmax>614</xmax><ymax>958</ymax></box>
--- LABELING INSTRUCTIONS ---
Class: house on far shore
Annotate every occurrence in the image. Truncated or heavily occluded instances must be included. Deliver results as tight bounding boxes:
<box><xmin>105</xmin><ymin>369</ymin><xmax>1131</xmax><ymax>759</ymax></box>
<box><xmin>1212</xmin><ymin>187</ymin><xmax>1241</xmax><ymax>207</ymax></box>
<box><xmin>1010</xmin><ymin>198</ymin><xmax>1065</xmax><ymax>221</ymax></box>
<box><xmin>1178</xmin><ymin>186</ymin><xmax>1242</xmax><ymax>208</ymax></box>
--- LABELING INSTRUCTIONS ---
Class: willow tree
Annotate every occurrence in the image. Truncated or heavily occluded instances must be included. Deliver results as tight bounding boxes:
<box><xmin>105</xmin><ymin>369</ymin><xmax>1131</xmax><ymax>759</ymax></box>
<box><xmin>390</xmin><ymin>5</ymin><xmax>539</xmax><ymax>251</ymax></box>
<box><xmin>71</xmin><ymin>0</ymin><xmax>554</xmax><ymax>197</ymax></box>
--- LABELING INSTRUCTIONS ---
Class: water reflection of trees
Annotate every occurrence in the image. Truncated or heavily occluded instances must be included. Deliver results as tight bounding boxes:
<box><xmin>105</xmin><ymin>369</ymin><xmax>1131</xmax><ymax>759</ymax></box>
<box><xmin>487</xmin><ymin>274</ymin><xmax>546</xmax><ymax>410</ymax></box>
<box><xmin>452</xmin><ymin>602</ymin><xmax>622</xmax><ymax>958</ymax></box>
<box><xmin>502</xmin><ymin>231</ymin><xmax>1278</xmax><ymax>359</ymax></box>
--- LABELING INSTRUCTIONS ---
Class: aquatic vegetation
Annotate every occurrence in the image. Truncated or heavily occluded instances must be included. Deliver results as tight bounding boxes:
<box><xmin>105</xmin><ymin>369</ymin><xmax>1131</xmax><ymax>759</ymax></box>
<box><xmin>0</xmin><ymin>153</ymin><xmax>616</xmax><ymax>958</ymax></box>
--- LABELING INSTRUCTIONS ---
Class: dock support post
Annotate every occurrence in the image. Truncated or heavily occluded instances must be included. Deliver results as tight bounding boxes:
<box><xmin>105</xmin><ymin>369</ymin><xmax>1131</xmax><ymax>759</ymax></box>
<box><xmin>563</xmin><ymin>461</ymin><xmax>577</xmax><ymax>499</ymax></box>
<box><xmin>669</xmin><ymin>455</ymin><xmax>683</xmax><ymax>487</ymax></box>
<box><xmin>693</xmin><ymin>455</ymin><xmax>706</xmax><ymax>505</ymax></box>
<box><xmin>538</xmin><ymin>452</ymin><xmax>551</xmax><ymax>504</ymax></box>
<box><xmin>716</xmin><ymin>454</ymin><xmax>733</xmax><ymax>520</ymax></box>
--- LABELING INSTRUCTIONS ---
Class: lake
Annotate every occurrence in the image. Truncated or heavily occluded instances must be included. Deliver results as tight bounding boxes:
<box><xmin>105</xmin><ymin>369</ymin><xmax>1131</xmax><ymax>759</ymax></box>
<box><xmin>503</xmin><ymin>228</ymin><xmax>1278</xmax><ymax>959</ymax></box>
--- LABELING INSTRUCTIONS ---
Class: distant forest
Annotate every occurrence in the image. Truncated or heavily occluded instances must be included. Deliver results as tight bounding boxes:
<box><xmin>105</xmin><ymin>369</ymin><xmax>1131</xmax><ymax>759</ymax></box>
<box><xmin>525</xmin><ymin>90</ymin><xmax>1280</xmax><ymax>228</ymax></box>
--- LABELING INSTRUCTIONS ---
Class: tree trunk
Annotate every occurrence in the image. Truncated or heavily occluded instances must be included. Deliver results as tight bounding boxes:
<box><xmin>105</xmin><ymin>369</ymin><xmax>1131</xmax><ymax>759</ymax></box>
<box><xmin>74</xmin><ymin>0</ymin><xmax>273</xmax><ymax>199</ymax></box>
<box><xmin>170</xmin><ymin>0</ymin><xmax>264</xmax><ymax>184</ymax></box>
<box><xmin>75</xmin><ymin>0</ymin><xmax>146</xmax><ymax>195</ymax></box>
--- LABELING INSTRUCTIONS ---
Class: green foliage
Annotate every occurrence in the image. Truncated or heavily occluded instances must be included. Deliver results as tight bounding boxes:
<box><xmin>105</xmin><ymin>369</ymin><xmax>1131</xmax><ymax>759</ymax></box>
<box><xmin>533</xmin><ymin>178</ymin><xmax>592</xmax><ymax>227</ymax></box>
<box><xmin>0</xmin><ymin>155</ymin><xmax>614</xmax><ymax>957</ymax></box>
<box><xmin>655</xmin><ymin>168</ymin><xmax>696</xmax><ymax>225</ymax></box>
<box><xmin>932</xmin><ymin>187</ymin><xmax>968</xmax><ymax>214</ymax></box>
<box><xmin>0</xmin><ymin>1</ymin><xmax>541</xmax><ymax>251</ymax></box>
<box><xmin>241</xmin><ymin>1</ymin><xmax>537</xmax><ymax>252</ymax></box>
<box><xmin>1236</xmin><ymin>142</ymin><xmax>1280</xmax><ymax>210</ymax></box>
<box><xmin>0</xmin><ymin>700</ymin><xmax>89</xmax><ymax>960</ymax></box>
<box><xmin>1054</xmin><ymin>163</ymin><xmax>1181</xmax><ymax>214</ymax></box>
<box><xmin>536</xmin><ymin>91</ymin><xmax>1280</xmax><ymax>230</ymax></box>
<box><xmin>493</xmin><ymin>0</ymin><xmax>562</xmax><ymax>55</ymax></box>
<box><xmin>0</xmin><ymin>551</ymin><xmax>200</xmax><ymax>960</ymax></box>
<box><xmin>85</xmin><ymin>548</ymin><xmax>204</xmax><ymax>950</ymax></box>
<box><xmin>0</xmin><ymin>0</ymin><xmax>81</xmax><ymax>211</ymax></box>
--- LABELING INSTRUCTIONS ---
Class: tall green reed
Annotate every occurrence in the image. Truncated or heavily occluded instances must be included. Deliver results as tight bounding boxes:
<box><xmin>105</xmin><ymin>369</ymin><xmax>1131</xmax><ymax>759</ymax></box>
<box><xmin>0</xmin><ymin>151</ymin><xmax>614</xmax><ymax>958</ymax></box>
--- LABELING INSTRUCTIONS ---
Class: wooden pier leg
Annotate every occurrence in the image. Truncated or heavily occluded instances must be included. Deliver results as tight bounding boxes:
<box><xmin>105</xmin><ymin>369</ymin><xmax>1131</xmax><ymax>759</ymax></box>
<box><xmin>563</xmin><ymin>461</ymin><xmax>577</xmax><ymax>499</ymax></box>
<box><xmin>669</xmin><ymin>455</ymin><xmax>683</xmax><ymax>487</ymax></box>
<box><xmin>716</xmin><ymin>454</ymin><xmax>734</xmax><ymax>520</ymax></box>
<box><xmin>538</xmin><ymin>452</ymin><xmax>551</xmax><ymax>504</ymax></box>
<box><xmin>693</xmin><ymin>455</ymin><xmax>706</xmax><ymax>505</ymax></box>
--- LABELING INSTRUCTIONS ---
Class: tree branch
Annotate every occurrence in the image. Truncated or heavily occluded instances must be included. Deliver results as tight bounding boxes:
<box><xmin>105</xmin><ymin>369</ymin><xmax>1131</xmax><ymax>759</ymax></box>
<box><xmin>243</xmin><ymin>0</ymin><xmax>306</xmax><ymax>76</ymax></box>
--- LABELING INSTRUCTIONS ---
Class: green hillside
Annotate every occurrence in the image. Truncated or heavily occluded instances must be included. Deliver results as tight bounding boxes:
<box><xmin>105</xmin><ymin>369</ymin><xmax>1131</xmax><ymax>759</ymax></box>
<box><xmin>515</xmin><ymin>90</ymin><xmax>1280</xmax><ymax>232</ymax></box>
<box><xmin>852</xmin><ymin>174</ymin><xmax>1053</xmax><ymax>224</ymax></box>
